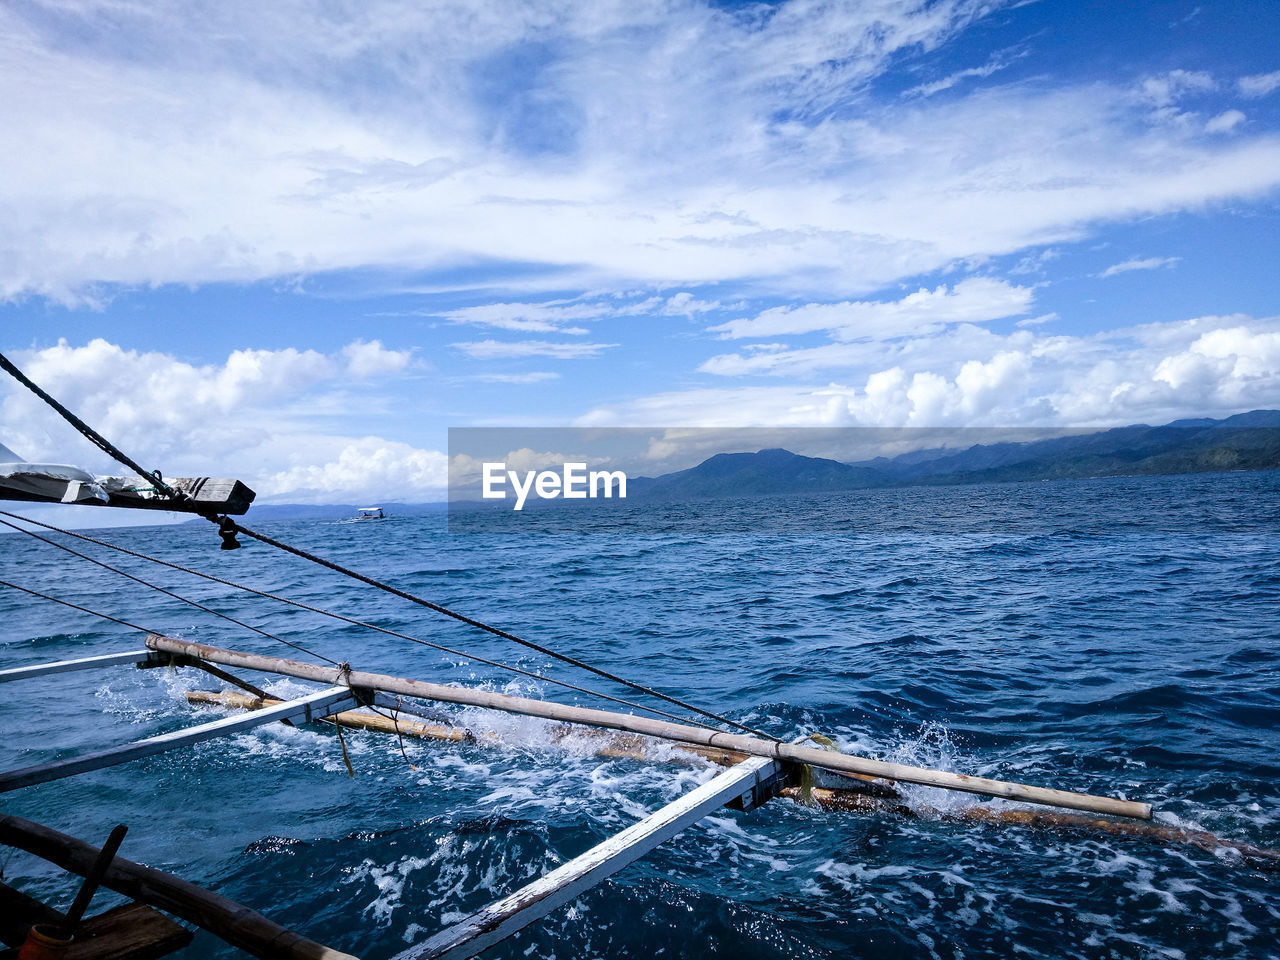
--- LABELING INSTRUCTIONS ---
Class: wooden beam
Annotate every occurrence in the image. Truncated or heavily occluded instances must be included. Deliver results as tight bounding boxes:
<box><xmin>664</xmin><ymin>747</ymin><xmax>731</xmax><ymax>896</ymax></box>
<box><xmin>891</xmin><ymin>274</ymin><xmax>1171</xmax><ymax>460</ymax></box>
<box><xmin>0</xmin><ymin>651</ymin><xmax>159</xmax><ymax>684</ymax></box>
<box><xmin>0</xmin><ymin>815</ymin><xmax>355</xmax><ymax>960</ymax></box>
<box><xmin>0</xmin><ymin>475</ymin><xmax>255</xmax><ymax>515</ymax></box>
<box><xmin>147</xmin><ymin>635</ymin><xmax>1153</xmax><ymax>820</ymax></box>
<box><xmin>393</xmin><ymin>756</ymin><xmax>784</xmax><ymax>960</ymax></box>
<box><xmin>0</xmin><ymin>686</ymin><xmax>356</xmax><ymax>793</ymax></box>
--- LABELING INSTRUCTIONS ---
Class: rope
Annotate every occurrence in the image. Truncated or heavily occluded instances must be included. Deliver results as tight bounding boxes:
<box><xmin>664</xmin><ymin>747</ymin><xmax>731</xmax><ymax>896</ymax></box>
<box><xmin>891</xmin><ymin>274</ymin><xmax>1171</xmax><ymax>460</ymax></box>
<box><xmin>0</xmin><ymin>351</ymin><xmax>194</xmax><ymax>511</ymax></box>
<box><xmin>0</xmin><ymin>577</ymin><xmax>161</xmax><ymax>635</ymax></box>
<box><xmin>0</xmin><ymin>510</ymin><xmax>720</xmax><ymax>731</ymax></box>
<box><xmin>0</xmin><ymin>351</ymin><xmax>776</xmax><ymax>741</ymax></box>
<box><xmin>227</xmin><ymin>521</ymin><xmax>778</xmax><ymax>740</ymax></box>
<box><xmin>0</xmin><ymin>515</ymin><xmax>339</xmax><ymax>666</ymax></box>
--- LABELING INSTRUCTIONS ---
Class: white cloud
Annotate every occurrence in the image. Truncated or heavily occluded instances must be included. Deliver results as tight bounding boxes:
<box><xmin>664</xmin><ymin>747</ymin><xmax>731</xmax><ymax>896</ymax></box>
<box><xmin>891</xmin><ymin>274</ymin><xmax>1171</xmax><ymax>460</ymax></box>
<box><xmin>452</xmin><ymin>339</ymin><xmax>618</xmax><ymax>359</ymax></box>
<box><xmin>0</xmin><ymin>338</ymin><xmax>434</xmax><ymax>502</ymax></box>
<box><xmin>1015</xmin><ymin>312</ymin><xmax>1058</xmax><ymax>328</ymax></box>
<box><xmin>2</xmin><ymin>3</ymin><xmax>1280</xmax><ymax>305</ymax></box>
<box><xmin>1238</xmin><ymin>70</ymin><xmax>1280</xmax><ymax>99</ymax></box>
<box><xmin>438</xmin><ymin>302</ymin><xmax>597</xmax><ymax>334</ymax></box>
<box><xmin>341</xmin><ymin>339</ymin><xmax>414</xmax><ymax>377</ymax></box>
<box><xmin>578</xmin><ymin>313</ymin><xmax>1280</xmax><ymax>428</ymax></box>
<box><xmin>1099</xmin><ymin>256</ymin><xmax>1181</xmax><ymax>278</ymax></box>
<box><xmin>1205</xmin><ymin>110</ymin><xmax>1245</xmax><ymax>134</ymax></box>
<box><xmin>710</xmin><ymin>278</ymin><xmax>1033</xmax><ymax>341</ymax></box>
<box><xmin>904</xmin><ymin>48</ymin><xmax>1024</xmax><ymax>98</ymax></box>
<box><xmin>1138</xmin><ymin>69</ymin><xmax>1215</xmax><ymax>107</ymax></box>
<box><xmin>260</xmin><ymin>438</ymin><xmax>447</xmax><ymax>503</ymax></box>
<box><xmin>467</xmin><ymin>371</ymin><xmax>561</xmax><ymax>384</ymax></box>
<box><xmin>1010</xmin><ymin>248</ymin><xmax>1060</xmax><ymax>275</ymax></box>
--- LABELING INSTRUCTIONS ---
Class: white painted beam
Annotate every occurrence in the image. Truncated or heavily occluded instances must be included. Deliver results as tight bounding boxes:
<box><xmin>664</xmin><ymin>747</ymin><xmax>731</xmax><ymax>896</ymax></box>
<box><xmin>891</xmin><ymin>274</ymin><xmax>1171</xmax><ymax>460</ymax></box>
<box><xmin>0</xmin><ymin>650</ymin><xmax>159</xmax><ymax>683</ymax></box>
<box><xmin>0</xmin><ymin>685</ymin><xmax>357</xmax><ymax>793</ymax></box>
<box><xmin>394</xmin><ymin>754</ymin><xmax>784</xmax><ymax>960</ymax></box>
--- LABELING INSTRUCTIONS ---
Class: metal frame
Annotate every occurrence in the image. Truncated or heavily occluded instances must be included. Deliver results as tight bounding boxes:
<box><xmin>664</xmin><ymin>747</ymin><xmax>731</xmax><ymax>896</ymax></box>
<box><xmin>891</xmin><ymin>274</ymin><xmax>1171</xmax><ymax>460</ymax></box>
<box><xmin>395</xmin><ymin>754</ymin><xmax>786</xmax><ymax>960</ymax></box>
<box><xmin>0</xmin><ymin>686</ymin><xmax>357</xmax><ymax>793</ymax></box>
<box><xmin>0</xmin><ymin>650</ymin><xmax>162</xmax><ymax>684</ymax></box>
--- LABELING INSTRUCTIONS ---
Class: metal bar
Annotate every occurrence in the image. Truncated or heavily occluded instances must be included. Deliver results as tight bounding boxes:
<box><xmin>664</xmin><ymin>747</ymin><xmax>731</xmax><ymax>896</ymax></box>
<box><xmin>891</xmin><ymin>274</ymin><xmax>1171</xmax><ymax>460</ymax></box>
<box><xmin>0</xmin><ymin>650</ymin><xmax>158</xmax><ymax>684</ymax></box>
<box><xmin>0</xmin><ymin>686</ymin><xmax>357</xmax><ymax>793</ymax></box>
<box><xmin>394</xmin><ymin>755</ymin><xmax>783</xmax><ymax>960</ymax></box>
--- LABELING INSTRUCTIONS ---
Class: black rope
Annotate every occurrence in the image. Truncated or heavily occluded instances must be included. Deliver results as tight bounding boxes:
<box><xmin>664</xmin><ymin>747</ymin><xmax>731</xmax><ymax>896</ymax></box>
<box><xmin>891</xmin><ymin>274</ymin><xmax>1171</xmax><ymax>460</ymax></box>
<box><xmin>0</xmin><ymin>351</ymin><xmax>194</xmax><ymax>511</ymax></box>
<box><xmin>0</xmin><ymin>510</ymin><xmax>722</xmax><ymax>731</ymax></box>
<box><xmin>0</xmin><ymin>515</ymin><xmax>339</xmax><ymax>666</ymax></box>
<box><xmin>227</xmin><ymin>521</ymin><xmax>779</xmax><ymax>741</ymax></box>
<box><xmin>0</xmin><ymin>351</ymin><xmax>775</xmax><ymax>740</ymax></box>
<box><xmin>0</xmin><ymin>577</ymin><xmax>160</xmax><ymax>635</ymax></box>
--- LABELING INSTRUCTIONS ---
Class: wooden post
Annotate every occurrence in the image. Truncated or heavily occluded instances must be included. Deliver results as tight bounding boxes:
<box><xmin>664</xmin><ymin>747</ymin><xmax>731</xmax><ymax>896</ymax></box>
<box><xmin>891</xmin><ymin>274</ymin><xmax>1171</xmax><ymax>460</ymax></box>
<box><xmin>0</xmin><ymin>815</ymin><xmax>356</xmax><ymax>960</ymax></box>
<box><xmin>146</xmin><ymin>635</ymin><xmax>1153</xmax><ymax>820</ymax></box>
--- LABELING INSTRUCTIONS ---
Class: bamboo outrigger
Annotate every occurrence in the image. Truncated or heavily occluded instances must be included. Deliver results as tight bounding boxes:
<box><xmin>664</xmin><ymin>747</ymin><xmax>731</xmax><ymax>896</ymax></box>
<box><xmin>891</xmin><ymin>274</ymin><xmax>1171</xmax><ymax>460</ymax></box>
<box><xmin>2</xmin><ymin>350</ymin><xmax>1275</xmax><ymax>959</ymax></box>
<box><xmin>6</xmin><ymin>632</ymin><xmax>1276</xmax><ymax>960</ymax></box>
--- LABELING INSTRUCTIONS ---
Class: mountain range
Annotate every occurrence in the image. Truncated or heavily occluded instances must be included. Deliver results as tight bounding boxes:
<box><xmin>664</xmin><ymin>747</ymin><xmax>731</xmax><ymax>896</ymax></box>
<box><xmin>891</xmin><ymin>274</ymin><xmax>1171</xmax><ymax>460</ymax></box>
<box><xmin>625</xmin><ymin>410</ymin><xmax>1280</xmax><ymax>500</ymax></box>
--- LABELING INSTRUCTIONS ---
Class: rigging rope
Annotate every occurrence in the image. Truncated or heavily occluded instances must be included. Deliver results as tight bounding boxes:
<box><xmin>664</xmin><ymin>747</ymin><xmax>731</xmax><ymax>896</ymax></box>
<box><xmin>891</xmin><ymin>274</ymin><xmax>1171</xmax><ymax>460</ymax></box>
<box><xmin>0</xmin><ymin>577</ymin><xmax>160</xmax><ymax>635</ymax></box>
<box><xmin>0</xmin><ymin>351</ymin><xmax>776</xmax><ymax>741</ymax></box>
<box><xmin>0</xmin><ymin>515</ymin><xmax>339</xmax><ymax>666</ymax></box>
<box><xmin>0</xmin><ymin>352</ymin><xmax>194</xmax><ymax>510</ymax></box>
<box><xmin>0</xmin><ymin>510</ymin><xmax>723</xmax><ymax>731</ymax></box>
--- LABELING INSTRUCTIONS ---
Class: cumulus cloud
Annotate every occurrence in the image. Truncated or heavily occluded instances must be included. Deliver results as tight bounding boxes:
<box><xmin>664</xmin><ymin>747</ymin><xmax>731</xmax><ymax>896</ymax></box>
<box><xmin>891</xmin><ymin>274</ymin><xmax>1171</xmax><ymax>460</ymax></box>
<box><xmin>578</xmin><ymin>313</ymin><xmax>1280</xmax><ymax>428</ymax></box>
<box><xmin>1099</xmin><ymin>256</ymin><xmax>1181</xmax><ymax>278</ymax></box>
<box><xmin>452</xmin><ymin>340</ymin><xmax>618</xmax><ymax>359</ymax></box>
<box><xmin>260</xmin><ymin>438</ymin><xmax>447</xmax><ymax>502</ymax></box>
<box><xmin>1238</xmin><ymin>70</ymin><xmax>1280</xmax><ymax>98</ymax></box>
<box><xmin>3</xmin><ymin>2</ymin><xmax>1280</xmax><ymax>305</ymax></box>
<box><xmin>0</xmin><ymin>338</ymin><xmax>438</xmax><ymax>502</ymax></box>
<box><xmin>340</xmin><ymin>339</ymin><xmax>415</xmax><ymax>377</ymax></box>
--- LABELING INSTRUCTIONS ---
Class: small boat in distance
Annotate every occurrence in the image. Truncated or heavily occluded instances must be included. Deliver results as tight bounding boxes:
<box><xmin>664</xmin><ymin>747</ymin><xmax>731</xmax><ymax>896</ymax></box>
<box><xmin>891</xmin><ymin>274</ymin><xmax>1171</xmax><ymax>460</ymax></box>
<box><xmin>354</xmin><ymin>506</ymin><xmax>385</xmax><ymax>520</ymax></box>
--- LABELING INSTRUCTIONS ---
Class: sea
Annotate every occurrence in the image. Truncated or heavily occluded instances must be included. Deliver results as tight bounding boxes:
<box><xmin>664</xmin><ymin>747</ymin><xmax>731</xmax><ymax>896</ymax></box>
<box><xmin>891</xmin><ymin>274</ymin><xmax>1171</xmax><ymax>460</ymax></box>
<box><xmin>2</xmin><ymin>470</ymin><xmax>1278</xmax><ymax>960</ymax></box>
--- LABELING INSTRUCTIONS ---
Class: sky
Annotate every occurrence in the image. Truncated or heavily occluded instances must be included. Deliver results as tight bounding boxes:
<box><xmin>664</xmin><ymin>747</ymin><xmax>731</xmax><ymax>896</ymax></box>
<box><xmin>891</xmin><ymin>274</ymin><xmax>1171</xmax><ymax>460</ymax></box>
<box><xmin>1</xmin><ymin>0</ymin><xmax>1279</xmax><ymax>504</ymax></box>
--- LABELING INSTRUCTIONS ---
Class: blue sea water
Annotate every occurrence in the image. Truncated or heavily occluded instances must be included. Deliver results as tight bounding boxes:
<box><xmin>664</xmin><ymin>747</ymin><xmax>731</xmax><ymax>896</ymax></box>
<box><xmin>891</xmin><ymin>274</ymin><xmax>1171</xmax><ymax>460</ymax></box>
<box><xmin>2</xmin><ymin>471</ymin><xmax>1279</xmax><ymax>959</ymax></box>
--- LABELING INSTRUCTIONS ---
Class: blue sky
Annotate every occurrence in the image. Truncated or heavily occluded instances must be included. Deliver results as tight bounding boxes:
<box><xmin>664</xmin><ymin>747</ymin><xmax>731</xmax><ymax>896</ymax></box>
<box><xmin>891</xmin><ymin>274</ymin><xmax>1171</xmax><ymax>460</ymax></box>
<box><xmin>1</xmin><ymin>0</ymin><xmax>1279</xmax><ymax>502</ymax></box>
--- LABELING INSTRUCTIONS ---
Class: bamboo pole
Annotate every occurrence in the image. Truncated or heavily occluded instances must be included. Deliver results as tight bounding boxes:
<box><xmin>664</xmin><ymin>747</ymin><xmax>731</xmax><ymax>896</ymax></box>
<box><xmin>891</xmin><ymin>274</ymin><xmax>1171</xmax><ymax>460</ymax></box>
<box><xmin>185</xmin><ymin>690</ymin><xmax>748</xmax><ymax>766</ymax></box>
<box><xmin>185</xmin><ymin>691</ymin><xmax>471</xmax><ymax>743</ymax></box>
<box><xmin>780</xmin><ymin>787</ymin><xmax>1280</xmax><ymax>870</ymax></box>
<box><xmin>147</xmin><ymin>635</ymin><xmax>1152</xmax><ymax>820</ymax></box>
<box><xmin>188</xmin><ymin>690</ymin><xmax>1277</xmax><ymax>872</ymax></box>
<box><xmin>0</xmin><ymin>815</ymin><xmax>357</xmax><ymax>960</ymax></box>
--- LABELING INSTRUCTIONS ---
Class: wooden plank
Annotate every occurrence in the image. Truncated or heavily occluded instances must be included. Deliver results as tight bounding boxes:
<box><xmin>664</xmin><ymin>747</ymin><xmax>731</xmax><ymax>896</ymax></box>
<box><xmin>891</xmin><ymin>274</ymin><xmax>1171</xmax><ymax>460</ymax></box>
<box><xmin>0</xmin><ymin>686</ymin><xmax>356</xmax><ymax>793</ymax></box>
<box><xmin>0</xmin><ymin>475</ymin><xmax>255</xmax><ymax>515</ymax></box>
<box><xmin>147</xmin><ymin>635</ymin><xmax>1153</xmax><ymax>820</ymax></box>
<box><xmin>68</xmin><ymin>903</ymin><xmax>193</xmax><ymax>960</ymax></box>
<box><xmin>0</xmin><ymin>651</ymin><xmax>158</xmax><ymax>684</ymax></box>
<box><xmin>0</xmin><ymin>815</ymin><xmax>356</xmax><ymax>960</ymax></box>
<box><xmin>393</xmin><ymin>755</ymin><xmax>784</xmax><ymax>960</ymax></box>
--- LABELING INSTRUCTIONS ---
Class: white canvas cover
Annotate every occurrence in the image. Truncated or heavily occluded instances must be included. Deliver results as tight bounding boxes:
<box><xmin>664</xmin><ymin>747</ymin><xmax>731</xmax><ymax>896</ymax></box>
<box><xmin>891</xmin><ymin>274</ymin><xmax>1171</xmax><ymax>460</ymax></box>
<box><xmin>0</xmin><ymin>462</ymin><xmax>109</xmax><ymax>503</ymax></box>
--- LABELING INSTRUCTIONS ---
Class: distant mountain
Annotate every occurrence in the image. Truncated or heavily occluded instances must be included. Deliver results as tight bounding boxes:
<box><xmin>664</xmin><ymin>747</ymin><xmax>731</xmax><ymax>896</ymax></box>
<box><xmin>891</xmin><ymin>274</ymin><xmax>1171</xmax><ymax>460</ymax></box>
<box><xmin>628</xmin><ymin>448</ymin><xmax>887</xmax><ymax>499</ymax></box>
<box><xmin>629</xmin><ymin>411</ymin><xmax>1280</xmax><ymax>501</ymax></box>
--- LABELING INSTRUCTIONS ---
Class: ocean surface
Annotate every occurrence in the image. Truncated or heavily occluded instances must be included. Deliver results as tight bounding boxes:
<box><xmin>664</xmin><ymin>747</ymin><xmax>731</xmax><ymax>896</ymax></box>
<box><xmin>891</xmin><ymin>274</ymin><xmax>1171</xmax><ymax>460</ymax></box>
<box><xmin>2</xmin><ymin>471</ymin><xmax>1278</xmax><ymax>959</ymax></box>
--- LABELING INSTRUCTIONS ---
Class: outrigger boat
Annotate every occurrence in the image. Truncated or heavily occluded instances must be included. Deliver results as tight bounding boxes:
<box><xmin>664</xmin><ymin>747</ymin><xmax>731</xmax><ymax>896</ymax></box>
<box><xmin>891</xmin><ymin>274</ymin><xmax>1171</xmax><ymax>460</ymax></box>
<box><xmin>354</xmin><ymin>507</ymin><xmax>385</xmax><ymax>521</ymax></box>
<box><xmin>0</xmin><ymin>349</ymin><xmax>1277</xmax><ymax>960</ymax></box>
